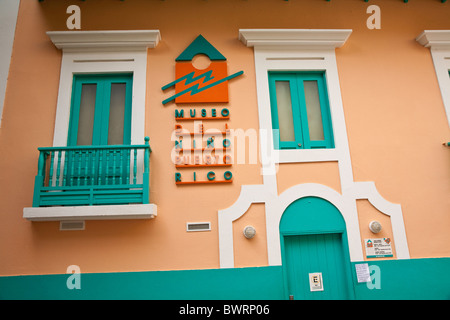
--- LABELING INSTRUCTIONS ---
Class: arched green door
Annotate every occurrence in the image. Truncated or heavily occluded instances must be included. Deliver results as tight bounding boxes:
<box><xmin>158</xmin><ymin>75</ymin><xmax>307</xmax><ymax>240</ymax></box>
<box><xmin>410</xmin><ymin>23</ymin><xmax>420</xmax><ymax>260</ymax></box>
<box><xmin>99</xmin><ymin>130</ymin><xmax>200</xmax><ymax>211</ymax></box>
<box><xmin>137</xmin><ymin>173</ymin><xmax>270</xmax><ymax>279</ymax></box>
<box><xmin>280</xmin><ymin>197</ymin><xmax>354</xmax><ymax>300</ymax></box>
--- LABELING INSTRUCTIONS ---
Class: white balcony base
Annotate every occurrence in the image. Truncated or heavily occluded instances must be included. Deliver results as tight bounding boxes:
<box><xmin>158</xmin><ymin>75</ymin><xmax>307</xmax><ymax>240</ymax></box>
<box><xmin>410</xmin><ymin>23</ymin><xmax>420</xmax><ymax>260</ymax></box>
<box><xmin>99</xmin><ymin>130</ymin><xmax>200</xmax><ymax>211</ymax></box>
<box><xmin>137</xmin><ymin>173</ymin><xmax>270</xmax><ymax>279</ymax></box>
<box><xmin>23</xmin><ymin>204</ymin><xmax>157</xmax><ymax>222</ymax></box>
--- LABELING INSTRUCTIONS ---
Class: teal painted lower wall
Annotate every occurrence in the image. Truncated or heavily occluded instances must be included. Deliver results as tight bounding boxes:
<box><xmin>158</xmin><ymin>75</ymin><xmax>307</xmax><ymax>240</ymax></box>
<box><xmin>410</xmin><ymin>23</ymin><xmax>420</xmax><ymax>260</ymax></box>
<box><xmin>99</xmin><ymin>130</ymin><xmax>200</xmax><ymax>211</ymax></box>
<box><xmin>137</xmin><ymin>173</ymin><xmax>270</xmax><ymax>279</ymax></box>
<box><xmin>351</xmin><ymin>258</ymin><xmax>450</xmax><ymax>300</ymax></box>
<box><xmin>1</xmin><ymin>258</ymin><xmax>449</xmax><ymax>300</ymax></box>
<box><xmin>0</xmin><ymin>266</ymin><xmax>284</xmax><ymax>300</ymax></box>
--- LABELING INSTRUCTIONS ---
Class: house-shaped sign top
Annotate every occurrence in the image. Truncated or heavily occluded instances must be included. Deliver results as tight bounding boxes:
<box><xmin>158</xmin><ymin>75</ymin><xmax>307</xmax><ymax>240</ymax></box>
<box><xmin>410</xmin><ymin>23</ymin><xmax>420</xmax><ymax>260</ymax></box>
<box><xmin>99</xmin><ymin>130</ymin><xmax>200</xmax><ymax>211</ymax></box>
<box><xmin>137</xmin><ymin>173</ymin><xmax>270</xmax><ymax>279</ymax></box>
<box><xmin>162</xmin><ymin>35</ymin><xmax>243</xmax><ymax>105</ymax></box>
<box><xmin>176</xmin><ymin>35</ymin><xmax>226</xmax><ymax>62</ymax></box>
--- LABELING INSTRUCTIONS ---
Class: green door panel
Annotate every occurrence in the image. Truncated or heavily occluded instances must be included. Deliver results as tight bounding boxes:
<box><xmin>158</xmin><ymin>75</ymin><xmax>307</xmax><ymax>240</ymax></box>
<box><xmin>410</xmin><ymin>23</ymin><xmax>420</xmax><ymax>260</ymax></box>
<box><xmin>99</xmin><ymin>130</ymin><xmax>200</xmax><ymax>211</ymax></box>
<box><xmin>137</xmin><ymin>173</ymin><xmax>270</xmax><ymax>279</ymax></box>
<box><xmin>279</xmin><ymin>196</ymin><xmax>345</xmax><ymax>235</ymax></box>
<box><xmin>280</xmin><ymin>197</ymin><xmax>354</xmax><ymax>300</ymax></box>
<box><xmin>67</xmin><ymin>74</ymin><xmax>133</xmax><ymax>187</ymax></box>
<box><xmin>284</xmin><ymin>233</ymin><xmax>350</xmax><ymax>300</ymax></box>
<box><xmin>68</xmin><ymin>74</ymin><xmax>133</xmax><ymax>146</ymax></box>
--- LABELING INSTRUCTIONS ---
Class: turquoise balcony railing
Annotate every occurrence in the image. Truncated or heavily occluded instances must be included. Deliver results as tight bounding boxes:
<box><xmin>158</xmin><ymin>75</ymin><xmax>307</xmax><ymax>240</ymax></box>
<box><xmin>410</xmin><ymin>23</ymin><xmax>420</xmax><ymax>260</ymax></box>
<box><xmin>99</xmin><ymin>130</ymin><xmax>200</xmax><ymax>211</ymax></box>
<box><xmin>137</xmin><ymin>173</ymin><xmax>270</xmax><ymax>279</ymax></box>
<box><xmin>32</xmin><ymin>137</ymin><xmax>151</xmax><ymax>207</ymax></box>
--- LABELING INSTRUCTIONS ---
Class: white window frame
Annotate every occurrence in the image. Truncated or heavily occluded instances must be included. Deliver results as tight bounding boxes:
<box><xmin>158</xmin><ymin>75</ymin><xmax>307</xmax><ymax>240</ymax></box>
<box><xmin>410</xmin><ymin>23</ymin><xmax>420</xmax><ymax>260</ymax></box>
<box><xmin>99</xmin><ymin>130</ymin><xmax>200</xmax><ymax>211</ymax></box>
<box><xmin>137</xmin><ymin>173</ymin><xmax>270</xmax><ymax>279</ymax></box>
<box><xmin>239</xmin><ymin>29</ymin><xmax>352</xmax><ymax>164</ymax></box>
<box><xmin>416</xmin><ymin>30</ymin><xmax>450</xmax><ymax>127</ymax></box>
<box><xmin>47</xmin><ymin>30</ymin><xmax>161</xmax><ymax>147</ymax></box>
<box><xmin>23</xmin><ymin>30</ymin><xmax>160</xmax><ymax>222</ymax></box>
<box><xmin>219</xmin><ymin>29</ymin><xmax>410</xmax><ymax>269</ymax></box>
<box><xmin>238</xmin><ymin>29</ymin><xmax>354</xmax><ymax>189</ymax></box>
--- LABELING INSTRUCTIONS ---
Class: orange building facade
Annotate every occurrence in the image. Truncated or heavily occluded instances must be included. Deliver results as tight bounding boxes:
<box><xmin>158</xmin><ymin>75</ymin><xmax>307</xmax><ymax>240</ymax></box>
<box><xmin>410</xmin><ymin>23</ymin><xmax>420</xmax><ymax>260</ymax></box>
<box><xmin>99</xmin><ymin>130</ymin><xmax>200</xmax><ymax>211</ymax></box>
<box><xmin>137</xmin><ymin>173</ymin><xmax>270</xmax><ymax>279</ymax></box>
<box><xmin>0</xmin><ymin>0</ymin><xmax>449</xmax><ymax>300</ymax></box>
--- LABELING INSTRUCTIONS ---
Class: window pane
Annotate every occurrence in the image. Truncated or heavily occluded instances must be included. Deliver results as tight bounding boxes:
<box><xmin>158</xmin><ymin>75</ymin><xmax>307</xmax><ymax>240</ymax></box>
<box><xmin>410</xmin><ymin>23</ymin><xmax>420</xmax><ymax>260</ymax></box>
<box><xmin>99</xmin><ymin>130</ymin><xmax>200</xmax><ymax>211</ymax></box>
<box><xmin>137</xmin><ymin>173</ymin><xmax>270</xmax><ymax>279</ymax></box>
<box><xmin>304</xmin><ymin>80</ymin><xmax>325</xmax><ymax>141</ymax></box>
<box><xmin>77</xmin><ymin>84</ymin><xmax>97</xmax><ymax>145</ymax></box>
<box><xmin>108</xmin><ymin>83</ymin><xmax>126</xmax><ymax>145</ymax></box>
<box><xmin>275</xmin><ymin>81</ymin><xmax>295</xmax><ymax>142</ymax></box>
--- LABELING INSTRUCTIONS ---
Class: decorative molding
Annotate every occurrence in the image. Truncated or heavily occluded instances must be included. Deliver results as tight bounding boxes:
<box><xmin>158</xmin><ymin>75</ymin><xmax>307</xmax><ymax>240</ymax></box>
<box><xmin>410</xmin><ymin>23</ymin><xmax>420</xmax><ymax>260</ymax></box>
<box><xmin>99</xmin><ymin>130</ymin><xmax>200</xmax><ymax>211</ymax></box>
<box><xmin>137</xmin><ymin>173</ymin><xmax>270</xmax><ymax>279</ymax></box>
<box><xmin>218</xmin><ymin>184</ymin><xmax>272</xmax><ymax>268</ymax></box>
<box><xmin>275</xmin><ymin>184</ymin><xmax>363</xmax><ymax>263</ymax></box>
<box><xmin>218</xmin><ymin>29</ymin><xmax>410</xmax><ymax>269</ymax></box>
<box><xmin>0</xmin><ymin>0</ymin><xmax>20</xmax><ymax>128</ymax></box>
<box><xmin>352</xmin><ymin>182</ymin><xmax>410</xmax><ymax>260</ymax></box>
<box><xmin>49</xmin><ymin>30</ymin><xmax>162</xmax><ymax>149</ymax></box>
<box><xmin>416</xmin><ymin>30</ymin><xmax>450</xmax><ymax>49</ymax></box>
<box><xmin>244</xmin><ymin>35</ymin><xmax>355</xmax><ymax>189</ymax></box>
<box><xmin>239</xmin><ymin>29</ymin><xmax>352</xmax><ymax>48</ymax></box>
<box><xmin>37</xmin><ymin>30</ymin><xmax>161</xmax><ymax>222</ymax></box>
<box><xmin>416</xmin><ymin>30</ymin><xmax>450</xmax><ymax>126</ymax></box>
<box><xmin>47</xmin><ymin>30</ymin><xmax>161</xmax><ymax>52</ymax></box>
<box><xmin>23</xmin><ymin>204</ymin><xmax>157</xmax><ymax>221</ymax></box>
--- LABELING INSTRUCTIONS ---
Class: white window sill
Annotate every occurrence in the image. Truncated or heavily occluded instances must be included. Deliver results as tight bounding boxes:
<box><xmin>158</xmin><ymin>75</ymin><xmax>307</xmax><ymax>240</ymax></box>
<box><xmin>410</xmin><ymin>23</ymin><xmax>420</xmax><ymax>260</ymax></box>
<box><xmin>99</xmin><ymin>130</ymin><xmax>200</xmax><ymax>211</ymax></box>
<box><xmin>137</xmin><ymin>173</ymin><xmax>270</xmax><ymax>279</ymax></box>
<box><xmin>23</xmin><ymin>203</ymin><xmax>157</xmax><ymax>222</ymax></box>
<box><xmin>275</xmin><ymin>148</ymin><xmax>339</xmax><ymax>163</ymax></box>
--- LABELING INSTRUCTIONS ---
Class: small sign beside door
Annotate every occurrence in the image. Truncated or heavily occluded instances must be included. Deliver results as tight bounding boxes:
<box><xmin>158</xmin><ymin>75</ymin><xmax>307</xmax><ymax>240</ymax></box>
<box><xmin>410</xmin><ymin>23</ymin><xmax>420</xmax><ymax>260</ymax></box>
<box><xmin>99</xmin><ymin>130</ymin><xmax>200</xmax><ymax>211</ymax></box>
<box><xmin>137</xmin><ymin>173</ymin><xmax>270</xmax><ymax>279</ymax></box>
<box><xmin>365</xmin><ymin>238</ymin><xmax>393</xmax><ymax>258</ymax></box>
<box><xmin>309</xmin><ymin>272</ymin><xmax>324</xmax><ymax>292</ymax></box>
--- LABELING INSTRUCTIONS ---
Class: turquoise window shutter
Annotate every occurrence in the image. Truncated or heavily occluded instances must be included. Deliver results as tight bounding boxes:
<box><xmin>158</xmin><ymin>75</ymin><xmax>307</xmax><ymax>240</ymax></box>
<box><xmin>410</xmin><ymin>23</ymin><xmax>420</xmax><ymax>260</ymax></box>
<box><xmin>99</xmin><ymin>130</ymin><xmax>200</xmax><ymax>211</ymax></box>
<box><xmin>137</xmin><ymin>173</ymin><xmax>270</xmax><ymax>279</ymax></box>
<box><xmin>68</xmin><ymin>74</ymin><xmax>133</xmax><ymax>147</ymax></box>
<box><xmin>268</xmin><ymin>72</ymin><xmax>334</xmax><ymax>150</ymax></box>
<box><xmin>65</xmin><ymin>74</ymin><xmax>134</xmax><ymax>190</ymax></box>
<box><xmin>31</xmin><ymin>73</ymin><xmax>152</xmax><ymax>207</ymax></box>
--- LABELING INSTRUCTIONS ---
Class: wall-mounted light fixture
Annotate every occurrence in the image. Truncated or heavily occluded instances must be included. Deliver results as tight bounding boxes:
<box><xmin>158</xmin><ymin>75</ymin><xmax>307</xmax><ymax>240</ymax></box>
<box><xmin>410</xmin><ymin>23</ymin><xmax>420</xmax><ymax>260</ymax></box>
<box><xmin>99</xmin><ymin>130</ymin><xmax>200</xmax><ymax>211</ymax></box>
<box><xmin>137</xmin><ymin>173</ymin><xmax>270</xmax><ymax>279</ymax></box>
<box><xmin>369</xmin><ymin>220</ymin><xmax>382</xmax><ymax>234</ymax></box>
<box><xmin>243</xmin><ymin>225</ymin><xmax>256</xmax><ymax>239</ymax></box>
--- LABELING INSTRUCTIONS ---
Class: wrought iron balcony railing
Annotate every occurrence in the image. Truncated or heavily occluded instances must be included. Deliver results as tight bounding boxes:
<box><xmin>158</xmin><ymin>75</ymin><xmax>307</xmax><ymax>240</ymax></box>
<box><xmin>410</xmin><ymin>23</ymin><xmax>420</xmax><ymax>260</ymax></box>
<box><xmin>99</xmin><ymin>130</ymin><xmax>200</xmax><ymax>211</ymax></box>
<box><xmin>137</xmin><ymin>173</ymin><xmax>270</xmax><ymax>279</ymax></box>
<box><xmin>32</xmin><ymin>137</ymin><xmax>151</xmax><ymax>207</ymax></box>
